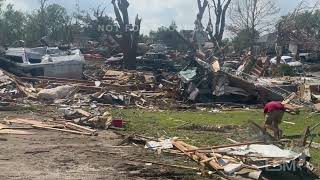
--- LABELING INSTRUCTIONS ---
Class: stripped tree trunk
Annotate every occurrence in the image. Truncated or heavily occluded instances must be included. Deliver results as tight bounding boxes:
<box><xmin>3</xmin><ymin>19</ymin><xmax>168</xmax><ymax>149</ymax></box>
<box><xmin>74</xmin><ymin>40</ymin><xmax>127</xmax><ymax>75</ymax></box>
<box><xmin>196</xmin><ymin>0</ymin><xmax>209</xmax><ymax>28</ymax></box>
<box><xmin>211</xmin><ymin>0</ymin><xmax>232</xmax><ymax>46</ymax></box>
<box><xmin>111</xmin><ymin>0</ymin><xmax>141</xmax><ymax>70</ymax></box>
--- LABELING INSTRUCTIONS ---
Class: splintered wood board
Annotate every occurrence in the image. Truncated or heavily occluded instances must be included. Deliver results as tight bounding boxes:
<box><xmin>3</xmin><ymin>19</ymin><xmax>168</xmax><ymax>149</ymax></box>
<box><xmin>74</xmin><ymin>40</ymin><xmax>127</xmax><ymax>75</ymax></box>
<box><xmin>0</xmin><ymin>123</ymin><xmax>33</xmax><ymax>135</ymax></box>
<box><xmin>5</xmin><ymin>118</ymin><xmax>47</xmax><ymax>126</ymax></box>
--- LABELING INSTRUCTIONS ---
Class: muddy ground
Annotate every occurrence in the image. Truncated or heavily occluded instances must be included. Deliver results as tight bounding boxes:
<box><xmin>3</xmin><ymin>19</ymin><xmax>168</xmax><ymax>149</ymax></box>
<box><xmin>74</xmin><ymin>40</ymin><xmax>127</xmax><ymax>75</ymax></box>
<box><xmin>0</xmin><ymin>111</ymin><xmax>203</xmax><ymax>180</ymax></box>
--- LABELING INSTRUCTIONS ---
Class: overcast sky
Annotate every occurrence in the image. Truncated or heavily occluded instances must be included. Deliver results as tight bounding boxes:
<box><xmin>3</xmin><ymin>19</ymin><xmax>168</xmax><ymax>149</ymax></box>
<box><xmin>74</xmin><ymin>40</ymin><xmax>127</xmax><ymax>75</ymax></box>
<box><xmin>3</xmin><ymin>0</ymin><xmax>319</xmax><ymax>35</ymax></box>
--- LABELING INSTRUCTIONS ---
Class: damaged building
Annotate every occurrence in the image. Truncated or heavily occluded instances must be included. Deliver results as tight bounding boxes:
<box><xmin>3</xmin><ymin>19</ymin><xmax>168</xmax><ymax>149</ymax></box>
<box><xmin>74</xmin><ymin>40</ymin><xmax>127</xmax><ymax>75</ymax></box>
<box><xmin>0</xmin><ymin>47</ymin><xmax>85</xmax><ymax>79</ymax></box>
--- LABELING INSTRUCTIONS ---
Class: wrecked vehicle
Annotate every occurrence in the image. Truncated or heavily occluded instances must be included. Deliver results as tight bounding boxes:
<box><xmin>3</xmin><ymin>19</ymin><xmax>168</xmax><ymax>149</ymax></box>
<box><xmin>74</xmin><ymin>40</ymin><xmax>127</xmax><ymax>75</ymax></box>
<box><xmin>138</xmin><ymin>52</ymin><xmax>177</xmax><ymax>71</ymax></box>
<box><xmin>270</xmin><ymin>56</ymin><xmax>305</xmax><ymax>75</ymax></box>
<box><xmin>106</xmin><ymin>52</ymin><xmax>177</xmax><ymax>71</ymax></box>
<box><xmin>270</xmin><ymin>56</ymin><xmax>303</xmax><ymax>67</ymax></box>
<box><xmin>1</xmin><ymin>47</ymin><xmax>85</xmax><ymax>79</ymax></box>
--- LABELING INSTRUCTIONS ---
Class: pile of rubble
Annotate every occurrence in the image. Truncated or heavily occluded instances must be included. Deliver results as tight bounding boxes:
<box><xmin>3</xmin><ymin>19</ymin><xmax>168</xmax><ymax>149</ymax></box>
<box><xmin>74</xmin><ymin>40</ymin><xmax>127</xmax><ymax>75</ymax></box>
<box><xmin>1</xmin><ymin>41</ymin><xmax>318</xmax><ymax>111</ymax></box>
<box><xmin>0</xmin><ymin>118</ymin><xmax>97</xmax><ymax>136</ymax></box>
<box><xmin>169</xmin><ymin>139</ymin><xmax>313</xmax><ymax>180</ymax></box>
<box><xmin>121</xmin><ymin>122</ymin><xmax>316</xmax><ymax>180</ymax></box>
<box><xmin>0</xmin><ymin>54</ymin><xmax>316</xmax><ymax>112</ymax></box>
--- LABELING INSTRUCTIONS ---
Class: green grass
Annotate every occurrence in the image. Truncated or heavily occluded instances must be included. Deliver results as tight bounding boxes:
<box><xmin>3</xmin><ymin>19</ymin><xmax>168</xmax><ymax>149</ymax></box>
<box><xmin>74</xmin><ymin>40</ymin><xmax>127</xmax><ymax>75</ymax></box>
<box><xmin>111</xmin><ymin>109</ymin><xmax>320</xmax><ymax>141</ymax></box>
<box><xmin>110</xmin><ymin>108</ymin><xmax>320</xmax><ymax>168</ymax></box>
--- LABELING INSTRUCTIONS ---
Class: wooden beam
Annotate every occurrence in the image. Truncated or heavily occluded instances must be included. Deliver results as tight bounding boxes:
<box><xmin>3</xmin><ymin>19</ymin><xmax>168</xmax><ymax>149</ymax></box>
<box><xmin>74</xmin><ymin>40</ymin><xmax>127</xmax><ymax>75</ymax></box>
<box><xmin>32</xmin><ymin>125</ymin><xmax>93</xmax><ymax>136</ymax></box>
<box><xmin>0</xmin><ymin>129</ymin><xmax>33</xmax><ymax>135</ymax></box>
<box><xmin>75</xmin><ymin>109</ymin><xmax>92</xmax><ymax>117</ymax></box>
<box><xmin>128</xmin><ymin>158</ymin><xmax>200</xmax><ymax>171</ymax></box>
<box><xmin>65</xmin><ymin>122</ymin><xmax>97</xmax><ymax>135</ymax></box>
<box><xmin>172</xmin><ymin>141</ymin><xmax>225</xmax><ymax>170</ymax></box>
<box><xmin>185</xmin><ymin>140</ymin><xmax>286</xmax><ymax>152</ymax></box>
<box><xmin>171</xmin><ymin>141</ymin><xmax>202</xmax><ymax>164</ymax></box>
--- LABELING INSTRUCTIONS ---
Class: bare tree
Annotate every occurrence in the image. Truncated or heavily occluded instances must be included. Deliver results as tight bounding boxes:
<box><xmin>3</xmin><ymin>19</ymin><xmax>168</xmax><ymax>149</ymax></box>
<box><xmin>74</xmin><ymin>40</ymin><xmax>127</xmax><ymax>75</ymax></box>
<box><xmin>196</xmin><ymin>0</ymin><xmax>209</xmax><ymax>29</ymax></box>
<box><xmin>206</xmin><ymin>0</ymin><xmax>232</xmax><ymax>46</ymax></box>
<box><xmin>39</xmin><ymin>0</ymin><xmax>49</xmax><ymax>37</ymax></box>
<box><xmin>276</xmin><ymin>0</ymin><xmax>320</xmax><ymax>62</ymax></box>
<box><xmin>111</xmin><ymin>0</ymin><xmax>141</xmax><ymax>70</ymax></box>
<box><xmin>193</xmin><ymin>0</ymin><xmax>231</xmax><ymax>55</ymax></box>
<box><xmin>229</xmin><ymin>0</ymin><xmax>279</xmax><ymax>49</ymax></box>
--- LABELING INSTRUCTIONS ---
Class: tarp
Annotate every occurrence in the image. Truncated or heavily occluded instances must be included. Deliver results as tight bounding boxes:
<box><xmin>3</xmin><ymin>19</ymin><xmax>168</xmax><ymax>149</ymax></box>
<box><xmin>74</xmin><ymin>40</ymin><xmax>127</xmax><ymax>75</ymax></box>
<box><xmin>219</xmin><ymin>144</ymin><xmax>301</xmax><ymax>169</ymax></box>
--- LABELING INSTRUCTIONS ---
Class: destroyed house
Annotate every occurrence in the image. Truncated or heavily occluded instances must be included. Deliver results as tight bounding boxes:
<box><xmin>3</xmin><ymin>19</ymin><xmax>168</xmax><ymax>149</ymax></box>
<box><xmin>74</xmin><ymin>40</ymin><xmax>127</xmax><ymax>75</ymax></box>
<box><xmin>1</xmin><ymin>47</ymin><xmax>85</xmax><ymax>79</ymax></box>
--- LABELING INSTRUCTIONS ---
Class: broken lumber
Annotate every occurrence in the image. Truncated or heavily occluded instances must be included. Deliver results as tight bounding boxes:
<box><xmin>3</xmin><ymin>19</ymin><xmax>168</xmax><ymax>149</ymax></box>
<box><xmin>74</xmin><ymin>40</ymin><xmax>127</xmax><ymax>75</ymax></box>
<box><xmin>0</xmin><ymin>129</ymin><xmax>33</xmax><ymax>135</ymax></box>
<box><xmin>0</xmin><ymin>123</ymin><xmax>9</xmax><ymax>129</ymax></box>
<box><xmin>172</xmin><ymin>140</ymin><xmax>224</xmax><ymax>171</ymax></box>
<box><xmin>128</xmin><ymin>158</ymin><xmax>199</xmax><ymax>171</ymax></box>
<box><xmin>65</xmin><ymin>122</ymin><xmax>97</xmax><ymax>135</ymax></box>
<box><xmin>65</xmin><ymin>86</ymin><xmax>80</xmax><ymax>100</ymax></box>
<box><xmin>300</xmin><ymin>126</ymin><xmax>311</xmax><ymax>147</ymax></box>
<box><xmin>20</xmin><ymin>76</ymin><xmax>95</xmax><ymax>85</ymax></box>
<box><xmin>6</xmin><ymin>118</ymin><xmax>47</xmax><ymax>127</ymax></box>
<box><xmin>171</xmin><ymin>140</ymin><xmax>202</xmax><ymax>164</ymax></box>
<box><xmin>282</xmin><ymin>92</ymin><xmax>296</xmax><ymax>104</ymax></box>
<box><xmin>32</xmin><ymin>125</ymin><xmax>92</xmax><ymax>136</ymax></box>
<box><xmin>185</xmin><ymin>141</ymin><xmax>270</xmax><ymax>152</ymax></box>
<box><xmin>1</xmin><ymin>127</ymin><xmax>35</xmax><ymax>130</ymax></box>
<box><xmin>187</xmin><ymin>140</ymin><xmax>287</xmax><ymax>152</ymax></box>
<box><xmin>0</xmin><ymin>123</ymin><xmax>33</xmax><ymax>135</ymax></box>
<box><xmin>75</xmin><ymin>109</ymin><xmax>92</xmax><ymax>117</ymax></box>
<box><xmin>194</xmin><ymin>151</ymin><xmax>224</xmax><ymax>170</ymax></box>
<box><xmin>307</xmin><ymin>141</ymin><xmax>320</xmax><ymax>149</ymax></box>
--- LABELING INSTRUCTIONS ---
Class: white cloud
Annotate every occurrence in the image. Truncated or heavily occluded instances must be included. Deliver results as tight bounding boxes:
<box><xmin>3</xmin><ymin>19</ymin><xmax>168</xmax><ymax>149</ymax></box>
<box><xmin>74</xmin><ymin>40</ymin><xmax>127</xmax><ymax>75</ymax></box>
<box><xmin>128</xmin><ymin>0</ymin><xmax>197</xmax><ymax>34</ymax></box>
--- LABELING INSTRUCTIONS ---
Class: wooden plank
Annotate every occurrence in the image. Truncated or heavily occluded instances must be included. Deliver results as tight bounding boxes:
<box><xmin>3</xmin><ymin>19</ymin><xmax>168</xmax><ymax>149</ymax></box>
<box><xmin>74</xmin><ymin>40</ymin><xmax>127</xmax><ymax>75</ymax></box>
<box><xmin>283</xmin><ymin>121</ymin><xmax>296</xmax><ymax>125</ymax></box>
<box><xmin>282</xmin><ymin>92</ymin><xmax>296</xmax><ymax>105</ymax></box>
<box><xmin>128</xmin><ymin>158</ymin><xmax>199</xmax><ymax>171</ymax></box>
<box><xmin>32</xmin><ymin>125</ymin><xmax>92</xmax><ymax>136</ymax></box>
<box><xmin>0</xmin><ymin>123</ymin><xmax>9</xmax><ymax>129</ymax></box>
<box><xmin>65</xmin><ymin>86</ymin><xmax>80</xmax><ymax>99</ymax></box>
<box><xmin>6</xmin><ymin>118</ymin><xmax>46</xmax><ymax>127</ymax></box>
<box><xmin>65</xmin><ymin>122</ymin><xmax>97</xmax><ymax>135</ymax></box>
<box><xmin>20</xmin><ymin>76</ymin><xmax>95</xmax><ymax>85</ymax></box>
<box><xmin>171</xmin><ymin>141</ymin><xmax>201</xmax><ymax>163</ymax></box>
<box><xmin>173</xmin><ymin>141</ymin><xmax>223</xmax><ymax>171</ymax></box>
<box><xmin>75</xmin><ymin>109</ymin><xmax>92</xmax><ymax>117</ymax></box>
<box><xmin>185</xmin><ymin>141</ymin><xmax>268</xmax><ymax>152</ymax></box>
<box><xmin>194</xmin><ymin>151</ymin><xmax>224</xmax><ymax>170</ymax></box>
<box><xmin>1</xmin><ymin>127</ymin><xmax>35</xmax><ymax>130</ymax></box>
<box><xmin>300</xmin><ymin>126</ymin><xmax>310</xmax><ymax>147</ymax></box>
<box><xmin>186</xmin><ymin>139</ymin><xmax>289</xmax><ymax>152</ymax></box>
<box><xmin>0</xmin><ymin>129</ymin><xmax>33</xmax><ymax>135</ymax></box>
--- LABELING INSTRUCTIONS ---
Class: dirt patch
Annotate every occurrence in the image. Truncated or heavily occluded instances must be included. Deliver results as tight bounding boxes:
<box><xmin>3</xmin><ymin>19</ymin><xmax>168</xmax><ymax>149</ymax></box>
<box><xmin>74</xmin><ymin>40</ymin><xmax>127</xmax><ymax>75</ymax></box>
<box><xmin>0</xmin><ymin>129</ymin><xmax>129</xmax><ymax>179</ymax></box>
<box><xmin>0</xmin><ymin>111</ymin><xmax>205</xmax><ymax>180</ymax></box>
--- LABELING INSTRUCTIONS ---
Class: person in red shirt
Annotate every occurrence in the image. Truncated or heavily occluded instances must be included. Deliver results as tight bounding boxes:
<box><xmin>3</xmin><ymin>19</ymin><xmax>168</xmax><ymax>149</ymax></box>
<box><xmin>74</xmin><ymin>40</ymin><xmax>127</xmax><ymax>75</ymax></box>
<box><xmin>263</xmin><ymin>101</ymin><xmax>297</xmax><ymax>140</ymax></box>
